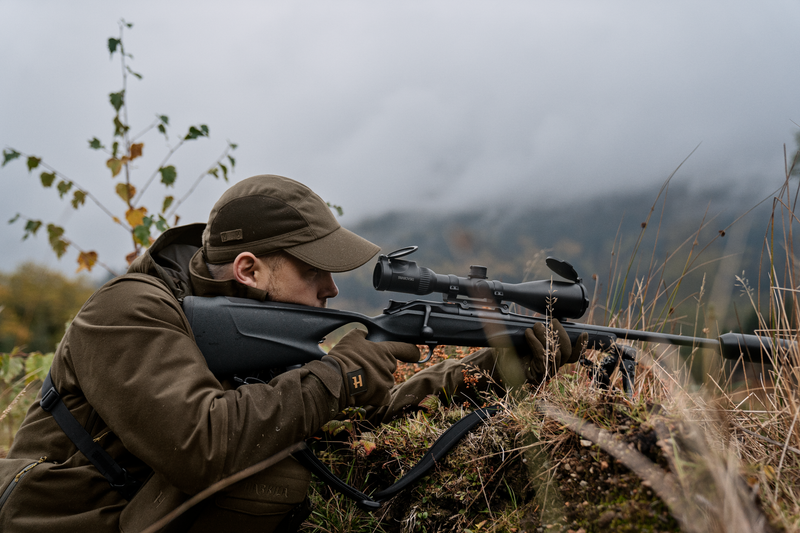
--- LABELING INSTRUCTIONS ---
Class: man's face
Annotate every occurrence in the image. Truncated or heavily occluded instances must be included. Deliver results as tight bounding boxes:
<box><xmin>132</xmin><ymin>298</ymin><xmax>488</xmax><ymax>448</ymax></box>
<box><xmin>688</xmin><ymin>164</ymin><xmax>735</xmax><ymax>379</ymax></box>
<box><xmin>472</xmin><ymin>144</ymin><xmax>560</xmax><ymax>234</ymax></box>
<box><xmin>260</xmin><ymin>254</ymin><xmax>339</xmax><ymax>308</ymax></box>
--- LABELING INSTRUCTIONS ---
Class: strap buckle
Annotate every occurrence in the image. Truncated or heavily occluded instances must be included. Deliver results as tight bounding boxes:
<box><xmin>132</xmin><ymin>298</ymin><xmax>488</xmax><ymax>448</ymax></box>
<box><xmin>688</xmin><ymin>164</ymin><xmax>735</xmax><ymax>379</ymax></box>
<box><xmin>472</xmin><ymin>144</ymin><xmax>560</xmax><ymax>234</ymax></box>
<box><xmin>40</xmin><ymin>386</ymin><xmax>59</xmax><ymax>412</ymax></box>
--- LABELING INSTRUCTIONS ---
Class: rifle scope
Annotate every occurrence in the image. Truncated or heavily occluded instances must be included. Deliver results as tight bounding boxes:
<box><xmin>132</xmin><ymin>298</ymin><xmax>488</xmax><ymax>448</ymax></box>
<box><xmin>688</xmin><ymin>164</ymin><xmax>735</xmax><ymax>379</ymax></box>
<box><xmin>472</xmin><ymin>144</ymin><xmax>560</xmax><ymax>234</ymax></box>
<box><xmin>373</xmin><ymin>247</ymin><xmax>589</xmax><ymax>320</ymax></box>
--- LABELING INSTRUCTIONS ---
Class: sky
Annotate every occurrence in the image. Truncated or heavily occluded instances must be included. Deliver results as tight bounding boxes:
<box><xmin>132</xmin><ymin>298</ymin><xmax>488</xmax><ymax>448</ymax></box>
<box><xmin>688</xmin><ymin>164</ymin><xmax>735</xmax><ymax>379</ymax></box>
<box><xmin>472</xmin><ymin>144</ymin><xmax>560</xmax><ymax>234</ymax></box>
<box><xmin>1</xmin><ymin>1</ymin><xmax>799</xmax><ymax>280</ymax></box>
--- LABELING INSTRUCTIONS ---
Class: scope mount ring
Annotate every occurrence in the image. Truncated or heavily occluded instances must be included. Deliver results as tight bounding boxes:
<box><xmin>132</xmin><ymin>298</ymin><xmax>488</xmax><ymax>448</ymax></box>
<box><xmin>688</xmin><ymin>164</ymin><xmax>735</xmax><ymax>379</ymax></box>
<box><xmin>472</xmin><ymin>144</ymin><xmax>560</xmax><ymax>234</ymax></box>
<box><xmin>387</xmin><ymin>246</ymin><xmax>418</xmax><ymax>259</ymax></box>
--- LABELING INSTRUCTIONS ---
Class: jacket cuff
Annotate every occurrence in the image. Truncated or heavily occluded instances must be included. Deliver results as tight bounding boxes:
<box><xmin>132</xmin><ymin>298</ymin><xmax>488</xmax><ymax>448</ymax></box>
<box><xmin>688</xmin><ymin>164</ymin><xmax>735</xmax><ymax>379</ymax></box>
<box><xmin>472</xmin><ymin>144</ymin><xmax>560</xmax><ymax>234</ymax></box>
<box><xmin>306</xmin><ymin>358</ymin><xmax>345</xmax><ymax>410</ymax></box>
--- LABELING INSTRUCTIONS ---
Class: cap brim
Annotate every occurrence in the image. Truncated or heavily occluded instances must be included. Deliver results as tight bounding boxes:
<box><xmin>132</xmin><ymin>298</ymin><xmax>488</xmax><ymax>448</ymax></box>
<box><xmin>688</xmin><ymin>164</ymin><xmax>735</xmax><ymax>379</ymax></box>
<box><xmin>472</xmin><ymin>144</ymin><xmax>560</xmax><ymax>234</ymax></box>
<box><xmin>283</xmin><ymin>226</ymin><xmax>380</xmax><ymax>272</ymax></box>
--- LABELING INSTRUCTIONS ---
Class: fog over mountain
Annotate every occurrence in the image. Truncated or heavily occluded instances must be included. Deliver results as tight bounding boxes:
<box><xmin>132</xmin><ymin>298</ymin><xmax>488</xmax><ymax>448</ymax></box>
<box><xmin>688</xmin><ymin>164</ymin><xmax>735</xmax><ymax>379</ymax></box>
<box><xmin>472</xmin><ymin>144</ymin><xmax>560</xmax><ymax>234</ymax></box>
<box><xmin>332</xmin><ymin>180</ymin><xmax>781</xmax><ymax>328</ymax></box>
<box><xmin>1</xmin><ymin>1</ymin><xmax>798</xmax><ymax>279</ymax></box>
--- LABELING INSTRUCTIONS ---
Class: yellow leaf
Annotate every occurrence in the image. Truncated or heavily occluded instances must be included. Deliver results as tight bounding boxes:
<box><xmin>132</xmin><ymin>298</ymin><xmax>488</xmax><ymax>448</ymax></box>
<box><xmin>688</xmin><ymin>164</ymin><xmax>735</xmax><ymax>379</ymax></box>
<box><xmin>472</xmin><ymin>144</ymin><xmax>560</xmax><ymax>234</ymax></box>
<box><xmin>115</xmin><ymin>183</ymin><xmax>136</xmax><ymax>203</ymax></box>
<box><xmin>76</xmin><ymin>251</ymin><xmax>98</xmax><ymax>272</ymax></box>
<box><xmin>106</xmin><ymin>158</ymin><xmax>122</xmax><ymax>177</ymax></box>
<box><xmin>130</xmin><ymin>143</ymin><xmax>143</xmax><ymax>160</ymax></box>
<box><xmin>112</xmin><ymin>216</ymin><xmax>122</xmax><ymax>224</ymax></box>
<box><xmin>125</xmin><ymin>207</ymin><xmax>147</xmax><ymax>227</ymax></box>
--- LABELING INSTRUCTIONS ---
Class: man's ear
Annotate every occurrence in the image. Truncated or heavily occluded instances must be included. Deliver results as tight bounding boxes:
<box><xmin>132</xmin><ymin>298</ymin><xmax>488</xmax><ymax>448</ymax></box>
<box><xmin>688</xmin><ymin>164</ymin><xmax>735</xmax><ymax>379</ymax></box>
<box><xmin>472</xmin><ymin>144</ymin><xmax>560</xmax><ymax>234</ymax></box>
<box><xmin>232</xmin><ymin>252</ymin><xmax>263</xmax><ymax>288</ymax></box>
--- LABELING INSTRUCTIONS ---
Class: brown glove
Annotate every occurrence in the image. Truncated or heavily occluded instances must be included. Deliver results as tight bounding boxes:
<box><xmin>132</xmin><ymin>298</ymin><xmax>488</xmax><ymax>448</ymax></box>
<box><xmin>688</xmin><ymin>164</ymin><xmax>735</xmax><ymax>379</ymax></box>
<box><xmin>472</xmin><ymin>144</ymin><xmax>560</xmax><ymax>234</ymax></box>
<box><xmin>323</xmin><ymin>329</ymin><xmax>421</xmax><ymax>408</ymax></box>
<box><xmin>523</xmin><ymin>319</ymin><xmax>588</xmax><ymax>385</ymax></box>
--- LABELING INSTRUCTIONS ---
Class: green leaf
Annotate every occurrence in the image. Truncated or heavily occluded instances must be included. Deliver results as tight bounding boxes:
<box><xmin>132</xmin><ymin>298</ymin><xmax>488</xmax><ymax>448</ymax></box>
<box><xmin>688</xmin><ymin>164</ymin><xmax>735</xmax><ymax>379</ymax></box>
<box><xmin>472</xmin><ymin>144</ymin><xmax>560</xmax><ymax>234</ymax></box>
<box><xmin>132</xmin><ymin>224</ymin><xmax>151</xmax><ymax>246</ymax></box>
<box><xmin>159</xmin><ymin>166</ymin><xmax>177</xmax><ymax>187</ymax></box>
<box><xmin>108</xmin><ymin>37</ymin><xmax>121</xmax><ymax>55</ymax></box>
<box><xmin>71</xmin><ymin>190</ymin><xmax>86</xmax><ymax>209</ymax></box>
<box><xmin>208</xmin><ymin>167</ymin><xmax>219</xmax><ymax>178</ymax></box>
<box><xmin>159</xmin><ymin>115</ymin><xmax>169</xmax><ymax>125</ymax></box>
<box><xmin>327</xmin><ymin>202</ymin><xmax>344</xmax><ymax>216</ymax></box>
<box><xmin>88</xmin><ymin>137</ymin><xmax>105</xmax><ymax>150</ymax></box>
<box><xmin>109</xmin><ymin>90</ymin><xmax>125</xmax><ymax>112</ymax></box>
<box><xmin>227</xmin><ymin>155</ymin><xmax>236</xmax><ymax>168</ymax></box>
<box><xmin>57</xmin><ymin>180</ymin><xmax>73</xmax><ymax>198</ymax></box>
<box><xmin>113</xmin><ymin>116</ymin><xmax>129</xmax><ymax>137</ymax></box>
<box><xmin>112</xmin><ymin>141</ymin><xmax>119</xmax><ymax>158</ymax></box>
<box><xmin>219</xmin><ymin>162</ymin><xmax>228</xmax><ymax>181</ymax></box>
<box><xmin>155</xmin><ymin>215</ymin><xmax>169</xmax><ymax>233</ymax></box>
<box><xmin>0</xmin><ymin>353</ymin><xmax>24</xmax><ymax>382</ymax></box>
<box><xmin>8</xmin><ymin>213</ymin><xmax>20</xmax><ymax>224</ymax></box>
<box><xmin>26</xmin><ymin>156</ymin><xmax>41</xmax><ymax>172</ymax></box>
<box><xmin>46</xmin><ymin>224</ymin><xmax>69</xmax><ymax>258</ymax></box>
<box><xmin>2</xmin><ymin>148</ymin><xmax>21</xmax><ymax>167</ymax></box>
<box><xmin>229</xmin><ymin>142</ymin><xmax>238</xmax><ymax>150</ymax></box>
<box><xmin>40</xmin><ymin>171</ymin><xmax>56</xmax><ymax>187</ymax></box>
<box><xmin>161</xmin><ymin>195</ymin><xmax>174</xmax><ymax>213</ymax></box>
<box><xmin>157</xmin><ymin>124</ymin><xmax>166</xmax><ymax>136</ymax></box>
<box><xmin>25</xmin><ymin>352</ymin><xmax>54</xmax><ymax>383</ymax></box>
<box><xmin>184</xmin><ymin>126</ymin><xmax>208</xmax><ymax>140</ymax></box>
<box><xmin>22</xmin><ymin>219</ymin><xmax>42</xmax><ymax>239</ymax></box>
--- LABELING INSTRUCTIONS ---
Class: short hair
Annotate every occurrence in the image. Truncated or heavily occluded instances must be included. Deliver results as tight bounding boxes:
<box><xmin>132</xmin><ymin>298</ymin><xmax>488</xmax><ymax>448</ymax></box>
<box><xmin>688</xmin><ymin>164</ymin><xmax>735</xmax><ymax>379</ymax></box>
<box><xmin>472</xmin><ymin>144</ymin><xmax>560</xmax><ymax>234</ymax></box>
<box><xmin>206</xmin><ymin>251</ymin><xmax>289</xmax><ymax>281</ymax></box>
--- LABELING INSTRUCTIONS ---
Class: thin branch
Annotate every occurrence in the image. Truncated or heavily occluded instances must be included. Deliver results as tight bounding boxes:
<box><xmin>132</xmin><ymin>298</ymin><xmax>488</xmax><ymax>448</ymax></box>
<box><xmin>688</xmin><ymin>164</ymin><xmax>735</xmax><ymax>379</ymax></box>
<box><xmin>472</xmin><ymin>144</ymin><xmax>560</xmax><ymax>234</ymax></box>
<box><xmin>167</xmin><ymin>144</ymin><xmax>234</xmax><ymax>219</ymax></box>
<box><xmin>132</xmin><ymin>138</ymin><xmax>185</xmax><ymax>204</ymax></box>
<box><xmin>13</xmin><ymin>153</ymin><xmax>129</xmax><ymax>233</ymax></box>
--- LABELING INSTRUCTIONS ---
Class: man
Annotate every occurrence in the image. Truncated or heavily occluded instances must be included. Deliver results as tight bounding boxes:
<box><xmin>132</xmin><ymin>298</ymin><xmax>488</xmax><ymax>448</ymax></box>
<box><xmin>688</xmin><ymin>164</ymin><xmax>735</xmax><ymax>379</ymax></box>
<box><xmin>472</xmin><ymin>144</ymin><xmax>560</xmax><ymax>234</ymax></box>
<box><xmin>0</xmin><ymin>175</ymin><xmax>585</xmax><ymax>532</ymax></box>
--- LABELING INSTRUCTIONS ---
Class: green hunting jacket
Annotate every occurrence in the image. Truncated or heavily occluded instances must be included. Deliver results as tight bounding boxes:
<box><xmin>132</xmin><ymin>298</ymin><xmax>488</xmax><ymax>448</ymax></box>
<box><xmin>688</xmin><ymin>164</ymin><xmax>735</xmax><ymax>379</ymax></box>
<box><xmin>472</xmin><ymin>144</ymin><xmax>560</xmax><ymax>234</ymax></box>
<box><xmin>0</xmin><ymin>223</ymin><xmax>500</xmax><ymax>532</ymax></box>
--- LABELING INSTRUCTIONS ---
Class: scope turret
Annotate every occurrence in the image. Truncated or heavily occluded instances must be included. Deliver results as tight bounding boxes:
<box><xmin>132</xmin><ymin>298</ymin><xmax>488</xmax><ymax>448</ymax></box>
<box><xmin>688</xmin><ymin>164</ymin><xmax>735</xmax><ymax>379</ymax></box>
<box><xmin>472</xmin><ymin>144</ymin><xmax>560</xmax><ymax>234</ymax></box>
<box><xmin>372</xmin><ymin>247</ymin><xmax>589</xmax><ymax>320</ymax></box>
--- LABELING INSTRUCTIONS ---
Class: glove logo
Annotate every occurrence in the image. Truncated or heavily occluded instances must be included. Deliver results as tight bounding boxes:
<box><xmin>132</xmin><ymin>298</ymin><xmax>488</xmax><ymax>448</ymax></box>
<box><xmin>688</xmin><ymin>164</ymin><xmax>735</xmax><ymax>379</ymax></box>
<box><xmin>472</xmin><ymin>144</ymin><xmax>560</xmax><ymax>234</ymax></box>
<box><xmin>347</xmin><ymin>369</ymin><xmax>365</xmax><ymax>396</ymax></box>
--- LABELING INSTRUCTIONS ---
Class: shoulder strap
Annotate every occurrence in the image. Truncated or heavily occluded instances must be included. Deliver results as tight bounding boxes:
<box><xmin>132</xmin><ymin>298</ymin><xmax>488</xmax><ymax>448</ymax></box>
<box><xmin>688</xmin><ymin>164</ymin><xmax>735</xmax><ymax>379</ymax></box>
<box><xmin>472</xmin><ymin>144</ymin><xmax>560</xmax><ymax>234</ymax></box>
<box><xmin>40</xmin><ymin>370</ymin><xmax>141</xmax><ymax>500</ymax></box>
<box><xmin>294</xmin><ymin>405</ymin><xmax>498</xmax><ymax>511</ymax></box>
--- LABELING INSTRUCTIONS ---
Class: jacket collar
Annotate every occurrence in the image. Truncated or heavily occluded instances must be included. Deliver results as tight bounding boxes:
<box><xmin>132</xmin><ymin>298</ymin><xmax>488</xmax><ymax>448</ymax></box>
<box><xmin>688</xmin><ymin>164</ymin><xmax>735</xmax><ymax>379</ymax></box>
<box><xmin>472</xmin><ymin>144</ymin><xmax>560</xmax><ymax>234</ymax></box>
<box><xmin>127</xmin><ymin>223</ymin><xmax>267</xmax><ymax>301</ymax></box>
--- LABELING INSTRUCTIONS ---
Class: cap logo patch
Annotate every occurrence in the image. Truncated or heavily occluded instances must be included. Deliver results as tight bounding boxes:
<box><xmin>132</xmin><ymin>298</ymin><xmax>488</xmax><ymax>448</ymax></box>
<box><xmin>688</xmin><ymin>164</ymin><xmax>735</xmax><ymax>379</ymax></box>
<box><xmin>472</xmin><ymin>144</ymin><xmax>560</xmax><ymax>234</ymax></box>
<box><xmin>220</xmin><ymin>229</ymin><xmax>243</xmax><ymax>242</ymax></box>
<box><xmin>347</xmin><ymin>369</ymin><xmax>365</xmax><ymax>396</ymax></box>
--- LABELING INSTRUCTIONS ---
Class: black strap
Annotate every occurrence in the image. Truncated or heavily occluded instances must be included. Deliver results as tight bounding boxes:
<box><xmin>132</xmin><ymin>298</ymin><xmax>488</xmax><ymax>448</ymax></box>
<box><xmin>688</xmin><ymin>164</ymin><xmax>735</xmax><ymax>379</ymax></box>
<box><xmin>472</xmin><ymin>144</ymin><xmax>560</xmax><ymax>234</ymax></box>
<box><xmin>295</xmin><ymin>405</ymin><xmax>498</xmax><ymax>511</ymax></box>
<box><xmin>40</xmin><ymin>371</ymin><xmax>141</xmax><ymax>500</ymax></box>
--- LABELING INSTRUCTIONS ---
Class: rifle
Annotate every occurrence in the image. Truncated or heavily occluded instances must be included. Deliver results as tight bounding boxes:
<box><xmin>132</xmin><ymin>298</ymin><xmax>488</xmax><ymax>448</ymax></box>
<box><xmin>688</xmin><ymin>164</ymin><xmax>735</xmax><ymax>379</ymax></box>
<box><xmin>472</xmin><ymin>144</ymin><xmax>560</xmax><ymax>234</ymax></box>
<box><xmin>183</xmin><ymin>246</ymin><xmax>792</xmax><ymax>381</ymax></box>
<box><xmin>181</xmin><ymin>246</ymin><xmax>794</xmax><ymax>510</ymax></box>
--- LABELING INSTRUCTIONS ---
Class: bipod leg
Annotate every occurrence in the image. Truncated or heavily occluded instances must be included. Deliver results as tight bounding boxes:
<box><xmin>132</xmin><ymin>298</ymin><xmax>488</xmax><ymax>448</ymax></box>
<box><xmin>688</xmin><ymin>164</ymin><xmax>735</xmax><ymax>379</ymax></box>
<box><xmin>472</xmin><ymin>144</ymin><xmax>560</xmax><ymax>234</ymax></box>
<box><xmin>579</xmin><ymin>343</ymin><xmax>638</xmax><ymax>398</ymax></box>
<box><xmin>613</xmin><ymin>344</ymin><xmax>638</xmax><ymax>398</ymax></box>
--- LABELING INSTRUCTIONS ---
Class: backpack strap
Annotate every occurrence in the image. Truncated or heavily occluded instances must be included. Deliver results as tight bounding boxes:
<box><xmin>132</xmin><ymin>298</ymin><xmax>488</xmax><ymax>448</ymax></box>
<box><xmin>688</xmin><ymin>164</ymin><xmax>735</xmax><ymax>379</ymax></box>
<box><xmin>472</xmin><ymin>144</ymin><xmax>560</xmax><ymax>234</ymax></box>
<box><xmin>40</xmin><ymin>370</ymin><xmax>141</xmax><ymax>500</ymax></box>
<box><xmin>294</xmin><ymin>405</ymin><xmax>498</xmax><ymax>511</ymax></box>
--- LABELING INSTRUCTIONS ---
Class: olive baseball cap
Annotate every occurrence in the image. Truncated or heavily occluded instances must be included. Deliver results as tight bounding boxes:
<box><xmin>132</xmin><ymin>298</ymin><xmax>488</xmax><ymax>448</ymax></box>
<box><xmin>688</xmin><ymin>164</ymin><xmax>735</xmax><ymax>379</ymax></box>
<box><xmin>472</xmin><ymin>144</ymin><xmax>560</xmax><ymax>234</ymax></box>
<box><xmin>203</xmin><ymin>175</ymin><xmax>380</xmax><ymax>272</ymax></box>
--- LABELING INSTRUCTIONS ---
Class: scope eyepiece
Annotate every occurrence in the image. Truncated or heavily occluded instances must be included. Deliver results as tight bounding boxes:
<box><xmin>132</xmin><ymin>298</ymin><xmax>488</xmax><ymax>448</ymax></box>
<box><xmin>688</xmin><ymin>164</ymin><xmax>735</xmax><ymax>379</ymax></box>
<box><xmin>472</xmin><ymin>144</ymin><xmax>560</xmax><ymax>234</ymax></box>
<box><xmin>372</xmin><ymin>248</ymin><xmax>589</xmax><ymax>319</ymax></box>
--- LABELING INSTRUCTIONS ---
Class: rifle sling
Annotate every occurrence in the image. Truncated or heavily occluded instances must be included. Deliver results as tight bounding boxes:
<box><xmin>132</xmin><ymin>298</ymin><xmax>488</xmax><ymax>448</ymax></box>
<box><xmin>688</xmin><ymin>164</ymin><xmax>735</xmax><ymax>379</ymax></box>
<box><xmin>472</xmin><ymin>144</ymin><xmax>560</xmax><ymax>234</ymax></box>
<box><xmin>294</xmin><ymin>405</ymin><xmax>499</xmax><ymax>511</ymax></box>
<box><xmin>40</xmin><ymin>370</ymin><xmax>141</xmax><ymax>501</ymax></box>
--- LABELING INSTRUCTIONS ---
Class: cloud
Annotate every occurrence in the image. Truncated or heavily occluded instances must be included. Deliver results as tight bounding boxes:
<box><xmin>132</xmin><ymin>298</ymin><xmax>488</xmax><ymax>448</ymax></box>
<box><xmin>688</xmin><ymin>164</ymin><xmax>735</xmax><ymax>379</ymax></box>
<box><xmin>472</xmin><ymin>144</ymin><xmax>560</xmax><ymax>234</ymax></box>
<box><xmin>1</xmin><ymin>1</ymin><xmax>798</xmax><ymax>277</ymax></box>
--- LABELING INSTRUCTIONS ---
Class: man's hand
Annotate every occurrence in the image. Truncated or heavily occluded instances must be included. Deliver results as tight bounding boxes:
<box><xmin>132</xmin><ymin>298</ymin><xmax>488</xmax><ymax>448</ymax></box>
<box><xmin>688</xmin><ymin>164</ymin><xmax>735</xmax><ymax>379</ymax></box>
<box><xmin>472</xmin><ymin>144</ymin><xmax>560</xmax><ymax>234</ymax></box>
<box><xmin>523</xmin><ymin>319</ymin><xmax>588</xmax><ymax>385</ymax></box>
<box><xmin>323</xmin><ymin>329</ymin><xmax>420</xmax><ymax>408</ymax></box>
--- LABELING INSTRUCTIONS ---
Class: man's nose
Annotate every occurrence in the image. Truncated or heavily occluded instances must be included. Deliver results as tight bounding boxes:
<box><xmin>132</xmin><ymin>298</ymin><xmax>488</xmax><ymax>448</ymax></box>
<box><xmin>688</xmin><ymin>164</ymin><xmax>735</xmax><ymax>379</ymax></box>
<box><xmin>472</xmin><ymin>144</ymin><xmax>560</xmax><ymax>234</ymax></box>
<box><xmin>320</xmin><ymin>273</ymin><xmax>339</xmax><ymax>299</ymax></box>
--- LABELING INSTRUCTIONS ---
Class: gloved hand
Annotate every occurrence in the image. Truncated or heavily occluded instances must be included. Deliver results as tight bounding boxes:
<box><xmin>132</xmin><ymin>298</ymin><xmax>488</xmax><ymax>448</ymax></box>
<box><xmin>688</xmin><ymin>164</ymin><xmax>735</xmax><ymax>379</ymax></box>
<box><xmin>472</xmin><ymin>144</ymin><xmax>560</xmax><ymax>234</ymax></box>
<box><xmin>523</xmin><ymin>319</ymin><xmax>588</xmax><ymax>385</ymax></box>
<box><xmin>323</xmin><ymin>329</ymin><xmax>420</xmax><ymax>408</ymax></box>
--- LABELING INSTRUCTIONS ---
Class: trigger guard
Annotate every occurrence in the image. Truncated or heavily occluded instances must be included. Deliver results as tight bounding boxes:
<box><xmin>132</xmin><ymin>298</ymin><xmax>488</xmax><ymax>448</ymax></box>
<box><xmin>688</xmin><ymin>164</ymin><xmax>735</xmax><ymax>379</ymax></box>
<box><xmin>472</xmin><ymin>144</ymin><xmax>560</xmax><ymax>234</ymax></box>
<box><xmin>418</xmin><ymin>344</ymin><xmax>437</xmax><ymax>364</ymax></box>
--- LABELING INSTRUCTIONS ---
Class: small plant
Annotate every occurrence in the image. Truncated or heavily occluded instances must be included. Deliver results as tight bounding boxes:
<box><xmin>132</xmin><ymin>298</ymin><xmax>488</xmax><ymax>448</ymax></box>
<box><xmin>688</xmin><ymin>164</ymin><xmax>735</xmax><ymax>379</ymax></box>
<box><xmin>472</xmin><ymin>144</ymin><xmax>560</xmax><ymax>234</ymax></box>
<box><xmin>0</xmin><ymin>348</ymin><xmax>53</xmax><ymax>453</ymax></box>
<box><xmin>2</xmin><ymin>19</ymin><xmax>237</xmax><ymax>274</ymax></box>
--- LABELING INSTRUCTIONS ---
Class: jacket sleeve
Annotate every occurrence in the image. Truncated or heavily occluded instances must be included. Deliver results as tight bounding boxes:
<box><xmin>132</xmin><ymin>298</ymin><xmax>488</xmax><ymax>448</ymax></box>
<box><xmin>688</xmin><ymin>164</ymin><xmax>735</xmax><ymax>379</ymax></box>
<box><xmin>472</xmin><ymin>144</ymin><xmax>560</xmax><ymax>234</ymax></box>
<box><xmin>58</xmin><ymin>276</ymin><xmax>342</xmax><ymax>494</ymax></box>
<box><xmin>365</xmin><ymin>347</ymin><xmax>505</xmax><ymax>425</ymax></box>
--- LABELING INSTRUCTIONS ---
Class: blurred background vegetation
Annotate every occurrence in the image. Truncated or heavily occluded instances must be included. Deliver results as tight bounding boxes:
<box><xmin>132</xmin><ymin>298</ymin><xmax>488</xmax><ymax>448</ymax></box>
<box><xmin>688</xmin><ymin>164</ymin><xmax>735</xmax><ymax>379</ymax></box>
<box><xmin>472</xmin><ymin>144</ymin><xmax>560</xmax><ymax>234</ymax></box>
<box><xmin>0</xmin><ymin>263</ymin><xmax>95</xmax><ymax>354</ymax></box>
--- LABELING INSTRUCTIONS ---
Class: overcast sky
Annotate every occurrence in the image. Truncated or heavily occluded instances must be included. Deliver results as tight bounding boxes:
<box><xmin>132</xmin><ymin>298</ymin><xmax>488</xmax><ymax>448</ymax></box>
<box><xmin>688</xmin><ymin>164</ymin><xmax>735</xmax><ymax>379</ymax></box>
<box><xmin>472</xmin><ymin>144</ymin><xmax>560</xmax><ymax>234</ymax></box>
<box><xmin>1</xmin><ymin>1</ymin><xmax>799</xmax><ymax>279</ymax></box>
